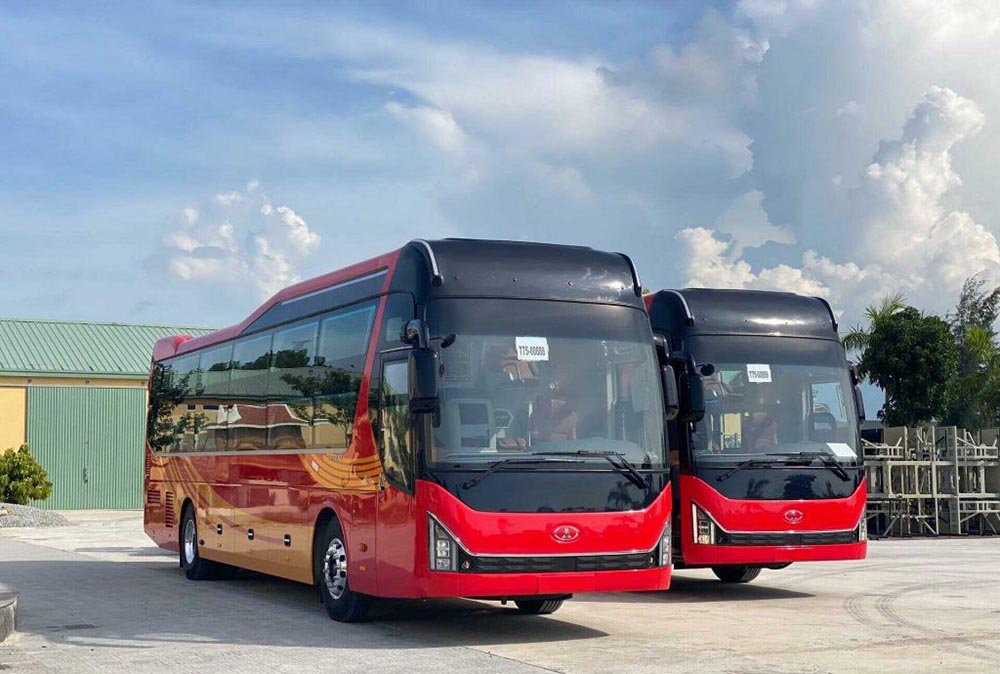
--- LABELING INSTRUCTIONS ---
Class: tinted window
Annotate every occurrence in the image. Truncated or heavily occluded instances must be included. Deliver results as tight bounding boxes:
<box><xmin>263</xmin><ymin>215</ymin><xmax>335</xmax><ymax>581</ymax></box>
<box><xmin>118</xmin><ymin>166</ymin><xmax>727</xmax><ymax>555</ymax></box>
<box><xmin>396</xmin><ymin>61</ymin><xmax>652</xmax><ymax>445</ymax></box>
<box><xmin>148</xmin><ymin>362</ymin><xmax>182</xmax><ymax>453</ymax></box>
<box><xmin>380</xmin><ymin>360</ymin><xmax>413</xmax><ymax>490</ymax></box>
<box><xmin>378</xmin><ymin>293</ymin><xmax>413</xmax><ymax>351</ymax></box>
<box><xmin>196</xmin><ymin>345</ymin><xmax>232</xmax><ymax>451</ymax></box>
<box><xmin>268</xmin><ymin>322</ymin><xmax>318</xmax><ymax>451</ymax></box>
<box><xmin>155</xmin><ymin>353</ymin><xmax>200</xmax><ymax>452</ymax></box>
<box><xmin>229</xmin><ymin>334</ymin><xmax>272</xmax><ymax>450</ymax></box>
<box><xmin>200</xmin><ymin>345</ymin><xmax>233</xmax><ymax>396</ymax></box>
<box><xmin>244</xmin><ymin>269</ymin><xmax>386</xmax><ymax>333</ymax></box>
<box><xmin>231</xmin><ymin>335</ymin><xmax>271</xmax><ymax>399</ymax></box>
<box><xmin>309</xmin><ymin>302</ymin><xmax>378</xmax><ymax>450</ymax></box>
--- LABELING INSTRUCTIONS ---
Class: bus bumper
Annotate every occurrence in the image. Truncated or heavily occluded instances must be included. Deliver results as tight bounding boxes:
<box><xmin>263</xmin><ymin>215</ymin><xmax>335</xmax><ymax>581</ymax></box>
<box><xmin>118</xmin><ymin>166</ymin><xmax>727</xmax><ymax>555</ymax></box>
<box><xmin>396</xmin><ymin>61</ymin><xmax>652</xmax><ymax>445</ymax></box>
<box><xmin>415</xmin><ymin>566</ymin><xmax>671</xmax><ymax>598</ymax></box>
<box><xmin>679</xmin><ymin>541</ymin><xmax>866</xmax><ymax>567</ymax></box>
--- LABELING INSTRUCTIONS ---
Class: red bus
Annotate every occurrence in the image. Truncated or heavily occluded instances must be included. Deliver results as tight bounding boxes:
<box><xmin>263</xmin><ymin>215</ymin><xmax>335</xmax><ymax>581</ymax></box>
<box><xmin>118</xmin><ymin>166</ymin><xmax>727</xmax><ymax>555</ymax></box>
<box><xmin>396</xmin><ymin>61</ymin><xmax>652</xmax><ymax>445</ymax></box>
<box><xmin>145</xmin><ymin>239</ymin><xmax>674</xmax><ymax>621</ymax></box>
<box><xmin>645</xmin><ymin>289</ymin><xmax>867</xmax><ymax>583</ymax></box>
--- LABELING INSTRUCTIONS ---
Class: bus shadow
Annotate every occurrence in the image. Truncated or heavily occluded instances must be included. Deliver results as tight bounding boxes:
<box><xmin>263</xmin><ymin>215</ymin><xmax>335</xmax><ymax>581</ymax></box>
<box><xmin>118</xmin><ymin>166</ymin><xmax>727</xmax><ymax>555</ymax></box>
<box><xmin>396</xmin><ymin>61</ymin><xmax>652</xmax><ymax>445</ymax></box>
<box><xmin>3</xmin><ymin>558</ymin><xmax>605</xmax><ymax>652</ymax></box>
<box><xmin>73</xmin><ymin>546</ymin><xmax>175</xmax><ymax>558</ymax></box>
<box><xmin>574</xmin><ymin>574</ymin><xmax>814</xmax><ymax>604</ymax></box>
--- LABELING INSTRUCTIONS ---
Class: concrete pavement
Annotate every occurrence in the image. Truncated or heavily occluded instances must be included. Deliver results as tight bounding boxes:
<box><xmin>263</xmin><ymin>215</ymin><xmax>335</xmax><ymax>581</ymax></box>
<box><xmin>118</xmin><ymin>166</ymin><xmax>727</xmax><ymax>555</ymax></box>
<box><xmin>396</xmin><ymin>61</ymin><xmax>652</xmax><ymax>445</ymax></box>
<box><xmin>1</xmin><ymin>511</ymin><xmax>999</xmax><ymax>673</ymax></box>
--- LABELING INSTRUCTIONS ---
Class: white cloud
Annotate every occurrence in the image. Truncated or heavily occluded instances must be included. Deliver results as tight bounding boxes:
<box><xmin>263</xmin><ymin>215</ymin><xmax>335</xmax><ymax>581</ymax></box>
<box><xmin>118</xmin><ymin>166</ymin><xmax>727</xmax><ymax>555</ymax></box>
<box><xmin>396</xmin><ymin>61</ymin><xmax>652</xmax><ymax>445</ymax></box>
<box><xmin>164</xmin><ymin>3</ymin><xmax>1000</xmax><ymax>326</ymax></box>
<box><xmin>713</xmin><ymin>189</ymin><xmax>794</xmax><ymax>252</ymax></box>
<box><xmin>163</xmin><ymin>183</ymin><xmax>321</xmax><ymax>300</ymax></box>
<box><xmin>385</xmin><ymin>102</ymin><xmax>467</xmax><ymax>154</ymax></box>
<box><xmin>677</xmin><ymin>86</ymin><xmax>999</xmax><ymax>322</ymax></box>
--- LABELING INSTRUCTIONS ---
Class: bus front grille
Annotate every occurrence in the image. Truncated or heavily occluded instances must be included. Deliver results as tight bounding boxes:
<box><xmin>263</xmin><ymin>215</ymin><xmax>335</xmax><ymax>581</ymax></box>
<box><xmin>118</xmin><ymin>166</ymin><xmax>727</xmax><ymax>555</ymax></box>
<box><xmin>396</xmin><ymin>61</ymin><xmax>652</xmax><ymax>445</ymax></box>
<box><xmin>716</xmin><ymin>529</ymin><xmax>858</xmax><ymax>546</ymax></box>
<box><xmin>460</xmin><ymin>552</ymin><xmax>655</xmax><ymax>574</ymax></box>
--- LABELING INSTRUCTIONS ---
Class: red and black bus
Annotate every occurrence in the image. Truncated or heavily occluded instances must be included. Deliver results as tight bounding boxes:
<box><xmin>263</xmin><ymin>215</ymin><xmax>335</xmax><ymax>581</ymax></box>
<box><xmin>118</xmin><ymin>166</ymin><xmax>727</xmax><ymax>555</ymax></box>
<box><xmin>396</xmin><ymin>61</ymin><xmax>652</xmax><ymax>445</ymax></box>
<box><xmin>646</xmin><ymin>289</ymin><xmax>866</xmax><ymax>583</ymax></box>
<box><xmin>145</xmin><ymin>239</ymin><xmax>673</xmax><ymax>621</ymax></box>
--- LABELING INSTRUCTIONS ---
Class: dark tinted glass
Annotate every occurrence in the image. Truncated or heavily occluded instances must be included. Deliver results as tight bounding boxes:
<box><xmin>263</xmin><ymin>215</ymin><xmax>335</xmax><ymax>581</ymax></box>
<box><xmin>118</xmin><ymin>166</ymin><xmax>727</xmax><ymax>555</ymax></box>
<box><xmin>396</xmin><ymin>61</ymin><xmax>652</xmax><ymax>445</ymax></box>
<box><xmin>244</xmin><ymin>269</ymin><xmax>386</xmax><ymax>333</ymax></box>
<box><xmin>267</xmin><ymin>322</ymin><xmax>318</xmax><ymax>451</ymax></box>
<box><xmin>150</xmin><ymin>353</ymin><xmax>200</xmax><ymax>453</ymax></box>
<box><xmin>380</xmin><ymin>359</ymin><xmax>413</xmax><ymax>490</ymax></box>
<box><xmin>199</xmin><ymin>345</ymin><xmax>233</xmax><ymax>396</ymax></box>
<box><xmin>308</xmin><ymin>301</ymin><xmax>378</xmax><ymax>450</ymax></box>
<box><xmin>229</xmin><ymin>334</ymin><xmax>272</xmax><ymax>450</ymax></box>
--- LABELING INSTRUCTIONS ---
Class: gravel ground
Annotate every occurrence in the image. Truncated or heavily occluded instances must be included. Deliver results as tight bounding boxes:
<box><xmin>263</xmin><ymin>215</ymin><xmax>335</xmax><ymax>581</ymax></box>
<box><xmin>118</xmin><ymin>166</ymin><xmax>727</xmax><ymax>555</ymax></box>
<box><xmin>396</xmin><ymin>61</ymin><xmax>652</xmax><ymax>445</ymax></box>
<box><xmin>0</xmin><ymin>503</ymin><xmax>69</xmax><ymax>528</ymax></box>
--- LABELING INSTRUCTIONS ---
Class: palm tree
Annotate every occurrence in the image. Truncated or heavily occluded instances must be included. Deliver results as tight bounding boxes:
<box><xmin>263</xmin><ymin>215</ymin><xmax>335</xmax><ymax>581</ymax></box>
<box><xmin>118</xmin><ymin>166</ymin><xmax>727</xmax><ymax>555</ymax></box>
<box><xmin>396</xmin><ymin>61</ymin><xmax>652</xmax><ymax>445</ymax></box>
<box><xmin>842</xmin><ymin>292</ymin><xmax>907</xmax><ymax>355</ymax></box>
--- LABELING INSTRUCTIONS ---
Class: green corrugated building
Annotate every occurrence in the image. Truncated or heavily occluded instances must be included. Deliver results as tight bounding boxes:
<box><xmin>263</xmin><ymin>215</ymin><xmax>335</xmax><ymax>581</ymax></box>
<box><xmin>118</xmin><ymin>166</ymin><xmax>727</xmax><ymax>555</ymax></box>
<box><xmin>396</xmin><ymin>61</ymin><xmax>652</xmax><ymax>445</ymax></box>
<box><xmin>0</xmin><ymin>319</ymin><xmax>214</xmax><ymax>509</ymax></box>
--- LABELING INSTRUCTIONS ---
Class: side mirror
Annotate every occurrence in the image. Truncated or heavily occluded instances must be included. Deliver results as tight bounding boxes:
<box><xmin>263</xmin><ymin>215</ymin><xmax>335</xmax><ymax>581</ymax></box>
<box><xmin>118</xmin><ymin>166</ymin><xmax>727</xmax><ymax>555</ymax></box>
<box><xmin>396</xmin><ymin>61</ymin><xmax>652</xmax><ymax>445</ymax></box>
<box><xmin>848</xmin><ymin>363</ymin><xmax>865</xmax><ymax>422</ymax></box>
<box><xmin>678</xmin><ymin>372</ymin><xmax>705</xmax><ymax>423</ymax></box>
<box><xmin>408</xmin><ymin>348</ymin><xmax>439</xmax><ymax>414</ymax></box>
<box><xmin>661</xmin><ymin>366</ymin><xmax>679</xmax><ymax>421</ymax></box>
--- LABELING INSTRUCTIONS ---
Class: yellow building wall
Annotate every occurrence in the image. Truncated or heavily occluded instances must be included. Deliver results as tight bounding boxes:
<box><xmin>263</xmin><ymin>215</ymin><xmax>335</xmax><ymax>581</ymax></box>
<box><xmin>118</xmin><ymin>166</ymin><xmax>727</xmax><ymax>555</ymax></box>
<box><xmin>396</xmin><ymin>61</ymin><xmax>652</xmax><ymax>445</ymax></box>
<box><xmin>0</xmin><ymin>387</ymin><xmax>27</xmax><ymax>450</ymax></box>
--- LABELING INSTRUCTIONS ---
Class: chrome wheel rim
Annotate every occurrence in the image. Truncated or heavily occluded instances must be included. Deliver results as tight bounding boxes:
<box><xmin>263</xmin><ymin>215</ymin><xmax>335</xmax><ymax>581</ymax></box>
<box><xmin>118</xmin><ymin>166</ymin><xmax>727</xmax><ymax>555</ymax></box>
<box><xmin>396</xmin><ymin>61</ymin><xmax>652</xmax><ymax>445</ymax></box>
<box><xmin>323</xmin><ymin>537</ymin><xmax>348</xmax><ymax>600</ymax></box>
<box><xmin>183</xmin><ymin>518</ymin><xmax>196</xmax><ymax>566</ymax></box>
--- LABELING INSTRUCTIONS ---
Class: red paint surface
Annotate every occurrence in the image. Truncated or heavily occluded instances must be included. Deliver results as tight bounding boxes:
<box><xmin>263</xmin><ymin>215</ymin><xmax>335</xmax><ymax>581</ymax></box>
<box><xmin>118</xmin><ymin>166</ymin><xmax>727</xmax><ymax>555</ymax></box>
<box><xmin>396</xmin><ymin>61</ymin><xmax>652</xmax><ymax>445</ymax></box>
<box><xmin>396</xmin><ymin>480</ymin><xmax>672</xmax><ymax>598</ymax></box>
<box><xmin>678</xmin><ymin>474</ymin><xmax>867</xmax><ymax>566</ymax></box>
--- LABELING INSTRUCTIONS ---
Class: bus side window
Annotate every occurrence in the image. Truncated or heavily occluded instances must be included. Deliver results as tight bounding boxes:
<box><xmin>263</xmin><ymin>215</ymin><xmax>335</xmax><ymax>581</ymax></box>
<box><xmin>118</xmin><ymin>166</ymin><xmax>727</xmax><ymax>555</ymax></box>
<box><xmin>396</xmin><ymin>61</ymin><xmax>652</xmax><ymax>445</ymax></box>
<box><xmin>198</xmin><ymin>344</ymin><xmax>234</xmax><ymax>451</ymax></box>
<box><xmin>230</xmin><ymin>334</ymin><xmax>273</xmax><ymax>451</ymax></box>
<box><xmin>166</xmin><ymin>354</ymin><xmax>200</xmax><ymax>453</ymax></box>
<box><xmin>268</xmin><ymin>321</ymin><xmax>319</xmax><ymax>451</ymax></box>
<box><xmin>313</xmin><ymin>301</ymin><xmax>378</xmax><ymax>451</ymax></box>
<box><xmin>379</xmin><ymin>360</ymin><xmax>414</xmax><ymax>492</ymax></box>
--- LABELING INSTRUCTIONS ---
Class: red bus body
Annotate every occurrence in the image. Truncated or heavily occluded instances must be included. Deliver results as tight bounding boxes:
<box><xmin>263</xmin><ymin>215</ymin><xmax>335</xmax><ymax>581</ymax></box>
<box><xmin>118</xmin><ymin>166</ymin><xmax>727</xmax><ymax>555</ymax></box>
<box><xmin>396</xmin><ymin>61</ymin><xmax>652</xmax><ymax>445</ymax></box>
<box><xmin>145</xmin><ymin>240</ymin><xmax>672</xmax><ymax>610</ymax></box>
<box><xmin>644</xmin><ymin>289</ymin><xmax>867</xmax><ymax>576</ymax></box>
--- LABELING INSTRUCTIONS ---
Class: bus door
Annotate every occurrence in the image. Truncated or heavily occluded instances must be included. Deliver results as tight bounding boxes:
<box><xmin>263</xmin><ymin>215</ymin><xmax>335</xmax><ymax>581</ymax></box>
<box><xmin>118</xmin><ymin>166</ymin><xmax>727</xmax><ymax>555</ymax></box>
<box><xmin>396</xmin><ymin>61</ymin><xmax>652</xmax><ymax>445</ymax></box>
<box><xmin>375</xmin><ymin>356</ymin><xmax>420</xmax><ymax>595</ymax></box>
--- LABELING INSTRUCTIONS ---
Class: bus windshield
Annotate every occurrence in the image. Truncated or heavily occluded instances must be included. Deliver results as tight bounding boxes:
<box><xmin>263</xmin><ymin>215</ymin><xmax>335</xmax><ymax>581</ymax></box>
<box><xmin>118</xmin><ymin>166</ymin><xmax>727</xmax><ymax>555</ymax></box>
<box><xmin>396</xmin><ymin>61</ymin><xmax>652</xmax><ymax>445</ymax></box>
<box><xmin>425</xmin><ymin>299</ymin><xmax>665</xmax><ymax>470</ymax></box>
<box><xmin>685</xmin><ymin>335</ymin><xmax>860</xmax><ymax>466</ymax></box>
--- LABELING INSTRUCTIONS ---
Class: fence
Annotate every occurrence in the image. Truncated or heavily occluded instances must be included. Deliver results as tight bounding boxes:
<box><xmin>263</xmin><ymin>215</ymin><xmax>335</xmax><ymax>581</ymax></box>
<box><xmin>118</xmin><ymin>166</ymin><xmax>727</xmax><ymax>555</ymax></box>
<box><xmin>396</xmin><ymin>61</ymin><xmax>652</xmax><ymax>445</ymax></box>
<box><xmin>864</xmin><ymin>426</ymin><xmax>1000</xmax><ymax>537</ymax></box>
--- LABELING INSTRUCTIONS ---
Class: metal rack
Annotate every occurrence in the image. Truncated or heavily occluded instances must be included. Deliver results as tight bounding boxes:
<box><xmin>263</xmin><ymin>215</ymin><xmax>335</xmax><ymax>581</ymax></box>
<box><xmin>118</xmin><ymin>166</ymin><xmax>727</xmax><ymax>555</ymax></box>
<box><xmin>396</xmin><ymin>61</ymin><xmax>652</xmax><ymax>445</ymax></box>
<box><xmin>864</xmin><ymin>426</ymin><xmax>1000</xmax><ymax>537</ymax></box>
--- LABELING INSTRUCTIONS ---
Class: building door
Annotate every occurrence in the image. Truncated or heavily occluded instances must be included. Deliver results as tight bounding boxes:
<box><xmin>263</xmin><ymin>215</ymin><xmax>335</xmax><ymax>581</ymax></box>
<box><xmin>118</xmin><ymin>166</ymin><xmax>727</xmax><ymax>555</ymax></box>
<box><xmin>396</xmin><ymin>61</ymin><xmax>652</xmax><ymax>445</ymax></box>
<box><xmin>26</xmin><ymin>386</ymin><xmax>146</xmax><ymax>509</ymax></box>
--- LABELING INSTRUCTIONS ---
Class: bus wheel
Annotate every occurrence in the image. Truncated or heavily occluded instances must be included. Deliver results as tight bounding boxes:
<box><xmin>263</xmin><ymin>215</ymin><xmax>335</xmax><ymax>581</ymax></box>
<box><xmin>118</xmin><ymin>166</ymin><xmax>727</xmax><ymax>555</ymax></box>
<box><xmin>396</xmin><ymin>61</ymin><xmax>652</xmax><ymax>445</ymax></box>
<box><xmin>180</xmin><ymin>505</ymin><xmax>230</xmax><ymax>581</ymax></box>
<box><xmin>315</xmin><ymin>518</ymin><xmax>372</xmax><ymax>622</ymax></box>
<box><xmin>514</xmin><ymin>599</ymin><xmax>564</xmax><ymax>615</ymax></box>
<box><xmin>711</xmin><ymin>565</ymin><xmax>762</xmax><ymax>583</ymax></box>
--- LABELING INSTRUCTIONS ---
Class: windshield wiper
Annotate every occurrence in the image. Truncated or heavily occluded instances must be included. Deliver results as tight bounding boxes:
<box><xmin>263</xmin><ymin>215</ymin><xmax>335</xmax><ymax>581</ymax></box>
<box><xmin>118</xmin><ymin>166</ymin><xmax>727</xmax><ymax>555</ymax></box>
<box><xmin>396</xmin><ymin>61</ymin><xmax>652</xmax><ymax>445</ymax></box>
<box><xmin>460</xmin><ymin>457</ymin><xmax>582</xmax><ymax>490</ymax></box>
<box><xmin>714</xmin><ymin>458</ymin><xmax>774</xmax><ymax>483</ymax></box>
<box><xmin>778</xmin><ymin>451</ymin><xmax>851</xmax><ymax>481</ymax></box>
<box><xmin>533</xmin><ymin>450</ymin><xmax>648</xmax><ymax>489</ymax></box>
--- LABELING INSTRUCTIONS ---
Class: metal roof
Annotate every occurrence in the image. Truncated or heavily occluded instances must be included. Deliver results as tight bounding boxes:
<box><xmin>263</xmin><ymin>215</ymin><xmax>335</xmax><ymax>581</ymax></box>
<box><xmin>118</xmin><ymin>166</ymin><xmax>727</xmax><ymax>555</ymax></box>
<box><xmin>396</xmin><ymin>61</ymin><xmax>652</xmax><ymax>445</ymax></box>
<box><xmin>0</xmin><ymin>319</ymin><xmax>215</xmax><ymax>378</ymax></box>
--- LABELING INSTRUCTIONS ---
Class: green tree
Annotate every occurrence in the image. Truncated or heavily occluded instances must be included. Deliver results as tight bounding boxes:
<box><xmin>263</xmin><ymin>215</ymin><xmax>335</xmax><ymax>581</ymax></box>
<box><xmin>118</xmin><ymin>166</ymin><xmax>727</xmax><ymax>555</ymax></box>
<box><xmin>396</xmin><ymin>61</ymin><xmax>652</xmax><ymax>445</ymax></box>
<box><xmin>859</xmin><ymin>306</ymin><xmax>958</xmax><ymax>426</ymax></box>
<box><xmin>0</xmin><ymin>445</ymin><xmax>53</xmax><ymax>505</ymax></box>
<box><xmin>945</xmin><ymin>275</ymin><xmax>1000</xmax><ymax>428</ymax></box>
<box><xmin>842</xmin><ymin>292</ymin><xmax>907</xmax><ymax>354</ymax></box>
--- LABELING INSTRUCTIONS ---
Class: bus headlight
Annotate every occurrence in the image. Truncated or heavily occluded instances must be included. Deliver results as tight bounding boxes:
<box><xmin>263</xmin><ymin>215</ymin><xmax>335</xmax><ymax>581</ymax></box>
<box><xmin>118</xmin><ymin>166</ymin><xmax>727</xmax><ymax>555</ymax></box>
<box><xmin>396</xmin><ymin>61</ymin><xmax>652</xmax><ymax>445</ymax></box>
<box><xmin>659</xmin><ymin>521</ymin><xmax>672</xmax><ymax>566</ymax></box>
<box><xmin>428</xmin><ymin>516</ymin><xmax>458</xmax><ymax>572</ymax></box>
<box><xmin>692</xmin><ymin>504</ymin><xmax>717</xmax><ymax>545</ymax></box>
<box><xmin>857</xmin><ymin>516</ymin><xmax>868</xmax><ymax>542</ymax></box>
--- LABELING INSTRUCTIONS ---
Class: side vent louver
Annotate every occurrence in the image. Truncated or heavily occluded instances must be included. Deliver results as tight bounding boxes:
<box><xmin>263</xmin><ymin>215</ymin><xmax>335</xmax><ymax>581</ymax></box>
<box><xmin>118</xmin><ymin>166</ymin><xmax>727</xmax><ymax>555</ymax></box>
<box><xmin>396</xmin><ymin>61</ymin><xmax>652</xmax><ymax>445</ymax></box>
<box><xmin>164</xmin><ymin>491</ymin><xmax>176</xmax><ymax>528</ymax></box>
<box><xmin>146</xmin><ymin>489</ymin><xmax>161</xmax><ymax>507</ymax></box>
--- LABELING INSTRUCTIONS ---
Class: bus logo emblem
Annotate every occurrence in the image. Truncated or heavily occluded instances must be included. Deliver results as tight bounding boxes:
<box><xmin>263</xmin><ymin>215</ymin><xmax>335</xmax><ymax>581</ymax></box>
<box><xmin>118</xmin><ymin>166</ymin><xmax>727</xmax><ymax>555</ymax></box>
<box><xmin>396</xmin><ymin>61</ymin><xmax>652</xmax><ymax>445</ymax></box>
<box><xmin>552</xmin><ymin>525</ymin><xmax>580</xmax><ymax>543</ymax></box>
<box><xmin>784</xmin><ymin>509</ymin><xmax>804</xmax><ymax>525</ymax></box>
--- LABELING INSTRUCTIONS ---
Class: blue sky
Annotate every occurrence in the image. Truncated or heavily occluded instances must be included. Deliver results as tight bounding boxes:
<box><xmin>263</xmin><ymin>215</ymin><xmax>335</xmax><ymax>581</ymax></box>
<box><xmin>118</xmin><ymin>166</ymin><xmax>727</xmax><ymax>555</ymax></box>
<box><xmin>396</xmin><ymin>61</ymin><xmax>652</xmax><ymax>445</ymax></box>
<box><xmin>2</xmin><ymin>0</ymin><xmax>999</xmax><ymax>393</ymax></box>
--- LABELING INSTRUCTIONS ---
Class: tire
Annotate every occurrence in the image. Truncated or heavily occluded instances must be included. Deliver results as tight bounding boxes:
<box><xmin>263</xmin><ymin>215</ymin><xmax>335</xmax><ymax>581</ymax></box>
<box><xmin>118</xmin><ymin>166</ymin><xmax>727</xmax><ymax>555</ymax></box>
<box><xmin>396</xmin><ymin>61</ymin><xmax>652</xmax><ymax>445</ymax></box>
<box><xmin>314</xmin><ymin>517</ymin><xmax>373</xmax><ymax>622</ymax></box>
<box><xmin>179</xmin><ymin>505</ymin><xmax>232</xmax><ymax>581</ymax></box>
<box><xmin>711</xmin><ymin>565</ymin><xmax>762</xmax><ymax>584</ymax></box>
<box><xmin>514</xmin><ymin>599</ymin><xmax>564</xmax><ymax>615</ymax></box>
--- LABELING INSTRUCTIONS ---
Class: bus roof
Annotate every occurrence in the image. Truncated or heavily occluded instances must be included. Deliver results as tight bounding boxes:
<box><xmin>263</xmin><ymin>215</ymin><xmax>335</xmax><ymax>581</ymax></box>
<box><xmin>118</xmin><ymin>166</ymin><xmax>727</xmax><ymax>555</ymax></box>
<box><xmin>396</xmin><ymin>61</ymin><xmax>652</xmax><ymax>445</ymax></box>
<box><xmin>153</xmin><ymin>238</ymin><xmax>642</xmax><ymax>361</ymax></box>
<box><xmin>645</xmin><ymin>288</ymin><xmax>840</xmax><ymax>342</ymax></box>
